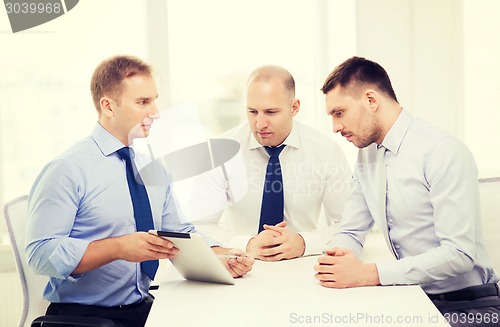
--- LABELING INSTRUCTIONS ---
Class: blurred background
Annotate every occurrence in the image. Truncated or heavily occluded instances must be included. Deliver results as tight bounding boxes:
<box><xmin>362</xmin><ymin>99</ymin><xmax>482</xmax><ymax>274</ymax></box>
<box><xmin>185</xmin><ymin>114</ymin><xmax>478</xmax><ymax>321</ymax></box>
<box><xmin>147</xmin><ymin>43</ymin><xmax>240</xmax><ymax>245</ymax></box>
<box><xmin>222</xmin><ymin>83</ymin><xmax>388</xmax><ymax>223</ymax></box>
<box><xmin>1</xmin><ymin>0</ymin><xmax>499</xmax><ymax>325</ymax></box>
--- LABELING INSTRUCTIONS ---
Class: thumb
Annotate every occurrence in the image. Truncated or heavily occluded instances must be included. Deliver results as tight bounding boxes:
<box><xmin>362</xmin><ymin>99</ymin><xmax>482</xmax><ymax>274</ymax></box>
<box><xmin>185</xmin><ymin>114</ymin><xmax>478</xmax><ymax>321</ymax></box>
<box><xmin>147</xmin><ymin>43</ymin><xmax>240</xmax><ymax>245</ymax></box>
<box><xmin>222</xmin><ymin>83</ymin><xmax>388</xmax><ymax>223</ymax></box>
<box><xmin>324</xmin><ymin>247</ymin><xmax>349</xmax><ymax>256</ymax></box>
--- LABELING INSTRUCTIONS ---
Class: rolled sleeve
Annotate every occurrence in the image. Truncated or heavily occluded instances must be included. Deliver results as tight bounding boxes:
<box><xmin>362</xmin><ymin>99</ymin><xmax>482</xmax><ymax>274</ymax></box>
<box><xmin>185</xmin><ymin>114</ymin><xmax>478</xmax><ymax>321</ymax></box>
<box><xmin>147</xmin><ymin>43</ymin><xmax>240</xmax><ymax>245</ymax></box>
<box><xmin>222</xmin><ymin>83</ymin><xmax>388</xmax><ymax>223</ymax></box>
<box><xmin>49</xmin><ymin>238</ymin><xmax>91</xmax><ymax>280</ymax></box>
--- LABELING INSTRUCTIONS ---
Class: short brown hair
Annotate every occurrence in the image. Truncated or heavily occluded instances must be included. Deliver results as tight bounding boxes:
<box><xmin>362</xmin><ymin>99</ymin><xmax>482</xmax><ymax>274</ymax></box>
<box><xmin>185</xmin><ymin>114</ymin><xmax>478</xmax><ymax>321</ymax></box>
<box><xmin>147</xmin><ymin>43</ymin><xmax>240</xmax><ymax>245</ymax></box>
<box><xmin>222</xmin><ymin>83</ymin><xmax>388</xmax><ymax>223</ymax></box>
<box><xmin>90</xmin><ymin>55</ymin><xmax>153</xmax><ymax>112</ymax></box>
<box><xmin>321</xmin><ymin>56</ymin><xmax>398</xmax><ymax>102</ymax></box>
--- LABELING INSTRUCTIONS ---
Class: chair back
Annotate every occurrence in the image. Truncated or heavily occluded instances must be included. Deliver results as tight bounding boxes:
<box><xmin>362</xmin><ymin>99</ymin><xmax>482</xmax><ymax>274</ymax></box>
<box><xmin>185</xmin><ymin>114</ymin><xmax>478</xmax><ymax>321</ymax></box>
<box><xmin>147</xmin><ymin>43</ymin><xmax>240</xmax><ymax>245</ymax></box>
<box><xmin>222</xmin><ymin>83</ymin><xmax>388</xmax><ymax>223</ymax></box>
<box><xmin>4</xmin><ymin>195</ymin><xmax>49</xmax><ymax>327</ymax></box>
<box><xmin>479</xmin><ymin>177</ymin><xmax>500</xmax><ymax>274</ymax></box>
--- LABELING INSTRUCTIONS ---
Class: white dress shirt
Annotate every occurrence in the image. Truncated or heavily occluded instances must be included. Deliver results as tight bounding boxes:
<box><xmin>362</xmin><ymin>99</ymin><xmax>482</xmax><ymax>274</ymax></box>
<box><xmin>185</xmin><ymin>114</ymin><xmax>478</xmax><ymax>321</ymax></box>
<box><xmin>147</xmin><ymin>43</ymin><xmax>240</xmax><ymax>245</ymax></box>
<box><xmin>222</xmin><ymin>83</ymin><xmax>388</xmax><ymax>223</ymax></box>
<box><xmin>328</xmin><ymin>109</ymin><xmax>498</xmax><ymax>293</ymax></box>
<box><xmin>179</xmin><ymin>121</ymin><xmax>352</xmax><ymax>255</ymax></box>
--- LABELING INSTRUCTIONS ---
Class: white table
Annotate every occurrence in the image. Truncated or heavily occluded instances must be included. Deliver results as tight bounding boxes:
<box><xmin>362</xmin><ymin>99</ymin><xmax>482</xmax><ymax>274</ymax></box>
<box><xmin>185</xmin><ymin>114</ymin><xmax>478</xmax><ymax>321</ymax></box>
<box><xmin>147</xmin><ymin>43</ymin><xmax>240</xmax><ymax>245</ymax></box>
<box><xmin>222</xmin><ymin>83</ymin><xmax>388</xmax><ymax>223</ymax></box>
<box><xmin>146</xmin><ymin>255</ymin><xmax>450</xmax><ymax>326</ymax></box>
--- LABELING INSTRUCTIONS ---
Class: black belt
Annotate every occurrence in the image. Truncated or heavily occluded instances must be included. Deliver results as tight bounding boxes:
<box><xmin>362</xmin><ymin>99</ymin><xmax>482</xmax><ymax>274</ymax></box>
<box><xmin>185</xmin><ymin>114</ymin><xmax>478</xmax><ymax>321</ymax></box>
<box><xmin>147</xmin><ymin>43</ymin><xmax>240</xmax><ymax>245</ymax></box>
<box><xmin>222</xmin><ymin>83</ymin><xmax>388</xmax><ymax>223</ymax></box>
<box><xmin>427</xmin><ymin>283</ymin><xmax>499</xmax><ymax>302</ymax></box>
<box><xmin>118</xmin><ymin>293</ymin><xmax>154</xmax><ymax>309</ymax></box>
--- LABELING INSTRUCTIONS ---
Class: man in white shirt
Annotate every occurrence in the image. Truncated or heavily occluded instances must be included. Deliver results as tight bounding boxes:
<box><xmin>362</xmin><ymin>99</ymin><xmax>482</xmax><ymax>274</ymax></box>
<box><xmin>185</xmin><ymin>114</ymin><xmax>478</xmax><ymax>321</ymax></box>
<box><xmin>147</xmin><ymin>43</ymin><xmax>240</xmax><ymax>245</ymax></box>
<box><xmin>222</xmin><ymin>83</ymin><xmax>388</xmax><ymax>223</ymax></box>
<box><xmin>188</xmin><ymin>65</ymin><xmax>352</xmax><ymax>261</ymax></box>
<box><xmin>314</xmin><ymin>56</ymin><xmax>500</xmax><ymax>326</ymax></box>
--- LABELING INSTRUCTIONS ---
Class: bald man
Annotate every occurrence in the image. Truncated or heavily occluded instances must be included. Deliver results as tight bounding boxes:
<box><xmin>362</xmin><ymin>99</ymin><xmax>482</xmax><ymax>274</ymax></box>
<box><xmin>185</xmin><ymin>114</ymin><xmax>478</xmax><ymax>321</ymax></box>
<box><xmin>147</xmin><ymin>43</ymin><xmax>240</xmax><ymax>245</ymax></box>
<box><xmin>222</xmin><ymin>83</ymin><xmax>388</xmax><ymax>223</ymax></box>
<box><xmin>189</xmin><ymin>65</ymin><xmax>352</xmax><ymax>261</ymax></box>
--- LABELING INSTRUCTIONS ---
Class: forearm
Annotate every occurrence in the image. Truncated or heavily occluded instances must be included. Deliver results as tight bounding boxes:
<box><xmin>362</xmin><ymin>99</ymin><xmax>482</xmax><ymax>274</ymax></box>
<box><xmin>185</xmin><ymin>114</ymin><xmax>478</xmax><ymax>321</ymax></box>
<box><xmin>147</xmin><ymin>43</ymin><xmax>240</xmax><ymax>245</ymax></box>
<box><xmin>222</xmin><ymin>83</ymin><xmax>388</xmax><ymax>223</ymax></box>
<box><xmin>377</xmin><ymin>245</ymin><xmax>475</xmax><ymax>286</ymax></box>
<box><xmin>211</xmin><ymin>246</ymin><xmax>230</xmax><ymax>255</ymax></box>
<box><xmin>72</xmin><ymin>237</ymin><xmax>122</xmax><ymax>275</ymax></box>
<box><xmin>366</xmin><ymin>263</ymin><xmax>381</xmax><ymax>286</ymax></box>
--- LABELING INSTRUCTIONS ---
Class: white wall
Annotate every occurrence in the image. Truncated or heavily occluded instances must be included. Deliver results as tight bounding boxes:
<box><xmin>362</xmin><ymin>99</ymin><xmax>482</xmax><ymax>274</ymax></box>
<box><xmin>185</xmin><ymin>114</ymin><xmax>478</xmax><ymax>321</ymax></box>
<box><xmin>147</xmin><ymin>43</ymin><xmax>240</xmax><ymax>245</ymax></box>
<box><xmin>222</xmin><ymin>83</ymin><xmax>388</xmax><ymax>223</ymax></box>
<box><xmin>463</xmin><ymin>0</ymin><xmax>500</xmax><ymax>178</ymax></box>
<box><xmin>356</xmin><ymin>0</ymin><xmax>463</xmax><ymax>136</ymax></box>
<box><xmin>353</xmin><ymin>0</ymin><xmax>499</xmax><ymax>178</ymax></box>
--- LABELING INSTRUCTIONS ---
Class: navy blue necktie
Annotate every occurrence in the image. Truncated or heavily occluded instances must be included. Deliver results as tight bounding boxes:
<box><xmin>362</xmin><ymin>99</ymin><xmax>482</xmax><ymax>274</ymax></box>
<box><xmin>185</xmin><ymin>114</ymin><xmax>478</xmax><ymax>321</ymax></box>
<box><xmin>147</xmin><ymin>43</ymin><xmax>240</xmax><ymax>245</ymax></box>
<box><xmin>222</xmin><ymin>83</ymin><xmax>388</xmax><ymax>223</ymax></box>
<box><xmin>117</xmin><ymin>147</ymin><xmax>159</xmax><ymax>280</ymax></box>
<box><xmin>258</xmin><ymin>145</ymin><xmax>286</xmax><ymax>233</ymax></box>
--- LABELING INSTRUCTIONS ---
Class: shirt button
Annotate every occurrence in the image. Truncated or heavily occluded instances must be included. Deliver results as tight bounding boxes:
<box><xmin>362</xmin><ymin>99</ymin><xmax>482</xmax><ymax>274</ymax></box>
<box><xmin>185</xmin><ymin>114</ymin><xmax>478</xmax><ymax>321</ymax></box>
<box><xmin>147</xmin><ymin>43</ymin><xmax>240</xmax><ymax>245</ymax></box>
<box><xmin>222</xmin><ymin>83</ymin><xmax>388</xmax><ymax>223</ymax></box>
<box><xmin>395</xmin><ymin>244</ymin><xmax>400</xmax><ymax>249</ymax></box>
<box><xmin>388</xmin><ymin>218</ymin><xmax>393</xmax><ymax>224</ymax></box>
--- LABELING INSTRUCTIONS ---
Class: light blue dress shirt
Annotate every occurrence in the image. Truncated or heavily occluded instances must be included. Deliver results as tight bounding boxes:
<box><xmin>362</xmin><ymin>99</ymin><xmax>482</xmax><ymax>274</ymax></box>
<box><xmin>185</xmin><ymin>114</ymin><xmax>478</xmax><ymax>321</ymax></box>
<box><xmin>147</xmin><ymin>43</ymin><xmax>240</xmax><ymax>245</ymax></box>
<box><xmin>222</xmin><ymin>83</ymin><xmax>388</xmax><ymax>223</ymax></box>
<box><xmin>26</xmin><ymin>123</ymin><xmax>216</xmax><ymax>306</ymax></box>
<box><xmin>329</xmin><ymin>109</ymin><xmax>498</xmax><ymax>294</ymax></box>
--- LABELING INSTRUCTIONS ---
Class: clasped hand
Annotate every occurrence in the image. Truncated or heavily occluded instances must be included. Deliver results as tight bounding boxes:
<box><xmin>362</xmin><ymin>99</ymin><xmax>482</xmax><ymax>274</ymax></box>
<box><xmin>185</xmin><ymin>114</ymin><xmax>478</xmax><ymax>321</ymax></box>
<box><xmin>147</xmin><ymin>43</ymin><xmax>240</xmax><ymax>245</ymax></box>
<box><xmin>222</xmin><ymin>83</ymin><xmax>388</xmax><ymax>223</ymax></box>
<box><xmin>314</xmin><ymin>247</ymin><xmax>380</xmax><ymax>288</ymax></box>
<box><xmin>246</xmin><ymin>221</ymin><xmax>305</xmax><ymax>261</ymax></box>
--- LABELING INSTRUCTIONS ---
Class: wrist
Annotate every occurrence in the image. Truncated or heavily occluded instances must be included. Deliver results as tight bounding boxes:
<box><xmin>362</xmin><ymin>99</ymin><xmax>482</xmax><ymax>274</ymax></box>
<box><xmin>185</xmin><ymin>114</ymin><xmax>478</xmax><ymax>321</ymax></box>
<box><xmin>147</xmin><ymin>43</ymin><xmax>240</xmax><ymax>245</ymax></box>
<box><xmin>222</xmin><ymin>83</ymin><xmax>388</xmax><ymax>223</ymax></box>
<box><xmin>112</xmin><ymin>235</ymin><xmax>126</xmax><ymax>261</ymax></box>
<box><xmin>246</xmin><ymin>236</ymin><xmax>256</xmax><ymax>252</ymax></box>
<box><xmin>365</xmin><ymin>263</ymin><xmax>381</xmax><ymax>286</ymax></box>
<box><xmin>211</xmin><ymin>246</ymin><xmax>227</xmax><ymax>255</ymax></box>
<box><xmin>296</xmin><ymin>233</ymin><xmax>306</xmax><ymax>257</ymax></box>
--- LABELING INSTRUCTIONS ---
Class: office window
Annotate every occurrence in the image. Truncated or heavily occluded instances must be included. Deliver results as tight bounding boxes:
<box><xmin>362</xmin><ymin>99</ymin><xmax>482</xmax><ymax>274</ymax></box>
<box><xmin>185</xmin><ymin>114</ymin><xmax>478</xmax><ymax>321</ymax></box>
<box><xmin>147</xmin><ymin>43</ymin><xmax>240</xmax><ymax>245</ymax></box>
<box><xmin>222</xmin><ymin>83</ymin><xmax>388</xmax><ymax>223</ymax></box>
<box><xmin>166</xmin><ymin>0</ymin><xmax>322</xmax><ymax>137</ymax></box>
<box><xmin>0</xmin><ymin>0</ymin><xmax>149</xmax><ymax>240</ymax></box>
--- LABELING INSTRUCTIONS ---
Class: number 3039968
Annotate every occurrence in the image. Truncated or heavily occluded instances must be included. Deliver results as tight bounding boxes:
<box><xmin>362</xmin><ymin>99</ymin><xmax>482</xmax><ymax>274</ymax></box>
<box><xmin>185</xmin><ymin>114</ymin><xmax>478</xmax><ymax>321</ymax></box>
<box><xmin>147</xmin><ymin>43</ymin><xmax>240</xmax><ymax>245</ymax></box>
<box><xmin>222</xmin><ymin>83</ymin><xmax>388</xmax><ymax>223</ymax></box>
<box><xmin>444</xmin><ymin>312</ymin><xmax>499</xmax><ymax>325</ymax></box>
<box><xmin>5</xmin><ymin>2</ymin><xmax>62</xmax><ymax>14</ymax></box>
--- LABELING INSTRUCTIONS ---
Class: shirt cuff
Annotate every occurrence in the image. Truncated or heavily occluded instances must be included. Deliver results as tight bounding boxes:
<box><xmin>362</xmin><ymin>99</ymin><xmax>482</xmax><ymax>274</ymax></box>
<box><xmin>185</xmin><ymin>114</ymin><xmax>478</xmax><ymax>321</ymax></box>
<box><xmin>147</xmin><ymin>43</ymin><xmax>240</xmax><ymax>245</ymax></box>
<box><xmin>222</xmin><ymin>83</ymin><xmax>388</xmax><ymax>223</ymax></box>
<box><xmin>298</xmin><ymin>231</ymin><xmax>323</xmax><ymax>256</ymax></box>
<box><xmin>49</xmin><ymin>238</ymin><xmax>90</xmax><ymax>280</ymax></box>
<box><xmin>326</xmin><ymin>233</ymin><xmax>364</xmax><ymax>258</ymax></box>
<box><xmin>376</xmin><ymin>260</ymin><xmax>408</xmax><ymax>285</ymax></box>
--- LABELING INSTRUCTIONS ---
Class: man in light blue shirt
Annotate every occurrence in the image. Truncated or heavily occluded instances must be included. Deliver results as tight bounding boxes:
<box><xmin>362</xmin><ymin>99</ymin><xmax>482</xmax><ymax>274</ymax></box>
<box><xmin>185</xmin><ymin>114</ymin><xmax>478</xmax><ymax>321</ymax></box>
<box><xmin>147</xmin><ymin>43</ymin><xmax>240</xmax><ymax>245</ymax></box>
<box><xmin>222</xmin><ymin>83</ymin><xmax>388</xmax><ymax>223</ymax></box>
<box><xmin>314</xmin><ymin>56</ymin><xmax>500</xmax><ymax>326</ymax></box>
<box><xmin>26</xmin><ymin>55</ymin><xmax>254</xmax><ymax>327</ymax></box>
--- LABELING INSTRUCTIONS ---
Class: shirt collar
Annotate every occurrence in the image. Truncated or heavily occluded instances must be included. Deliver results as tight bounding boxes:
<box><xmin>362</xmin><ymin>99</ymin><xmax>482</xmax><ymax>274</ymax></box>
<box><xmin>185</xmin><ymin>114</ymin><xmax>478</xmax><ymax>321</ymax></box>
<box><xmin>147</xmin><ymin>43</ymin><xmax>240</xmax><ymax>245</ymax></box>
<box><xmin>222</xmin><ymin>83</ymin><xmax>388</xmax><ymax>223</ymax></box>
<box><xmin>379</xmin><ymin>109</ymin><xmax>413</xmax><ymax>155</ymax></box>
<box><xmin>248</xmin><ymin>122</ymin><xmax>300</xmax><ymax>150</ymax></box>
<box><xmin>91</xmin><ymin>123</ymin><xmax>127</xmax><ymax>157</ymax></box>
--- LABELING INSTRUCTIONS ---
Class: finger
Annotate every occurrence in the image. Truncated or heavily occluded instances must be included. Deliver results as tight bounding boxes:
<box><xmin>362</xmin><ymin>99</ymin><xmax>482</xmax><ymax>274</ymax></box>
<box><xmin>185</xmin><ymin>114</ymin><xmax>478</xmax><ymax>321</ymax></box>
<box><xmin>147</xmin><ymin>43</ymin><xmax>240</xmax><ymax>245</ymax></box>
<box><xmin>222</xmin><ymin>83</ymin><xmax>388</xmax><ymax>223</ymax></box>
<box><xmin>314</xmin><ymin>272</ymin><xmax>335</xmax><ymax>282</ymax></box>
<box><xmin>317</xmin><ymin>255</ymin><xmax>336</xmax><ymax>265</ymax></box>
<box><xmin>324</xmin><ymin>247</ymin><xmax>348</xmax><ymax>256</ymax></box>
<box><xmin>147</xmin><ymin>246</ymin><xmax>179</xmax><ymax>260</ymax></box>
<box><xmin>147</xmin><ymin>234</ymin><xmax>175</xmax><ymax>249</ymax></box>
<box><xmin>260</xmin><ymin>244</ymin><xmax>283</xmax><ymax>257</ymax></box>
<box><xmin>227</xmin><ymin>259</ymin><xmax>248</xmax><ymax>277</ymax></box>
<box><xmin>276</xmin><ymin>220</ymin><xmax>287</xmax><ymax>228</ymax></box>
<box><xmin>149</xmin><ymin>242</ymin><xmax>179</xmax><ymax>254</ymax></box>
<box><xmin>236</xmin><ymin>256</ymin><xmax>255</xmax><ymax>266</ymax></box>
<box><xmin>259</xmin><ymin>236</ymin><xmax>285</xmax><ymax>248</ymax></box>
<box><xmin>260</xmin><ymin>228</ymin><xmax>282</xmax><ymax>238</ymax></box>
<box><xmin>228</xmin><ymin>258</ymin><xmax>251</xmax><ymax>274</ymax></box>
<box><xmin>263</xmin><ymin>224</ymin><xmax>284</xmax><ymax>234</ymax></box>
<box><xmin>259</xmin><ymin>251</ymin><xmax>285</xmax><ymax>261</ymax></box>
<box><xmin>314</xmin><ymin>264</ymin><xmax>335</xmax><ymax>274</ymax></box>
<box><xmin>260</xmin><ymin>237</ymin><xmax>289</xmax><ymax>255</ymax></box>
<box><xmin>319</xmin><ymin>280</ymin><xmax>340</xmax><ymax>288</ymax></box>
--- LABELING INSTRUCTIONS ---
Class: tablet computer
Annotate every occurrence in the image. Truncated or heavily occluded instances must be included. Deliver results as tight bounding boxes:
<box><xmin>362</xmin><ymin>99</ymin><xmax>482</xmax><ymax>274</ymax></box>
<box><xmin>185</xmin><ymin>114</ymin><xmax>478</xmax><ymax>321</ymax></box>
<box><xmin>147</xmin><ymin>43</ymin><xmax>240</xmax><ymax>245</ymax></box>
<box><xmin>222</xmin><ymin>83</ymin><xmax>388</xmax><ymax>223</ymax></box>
<box><xmin>149</xmin><ymin>230</ymin><xmax>235</xmax><ymax>285</ymax></box>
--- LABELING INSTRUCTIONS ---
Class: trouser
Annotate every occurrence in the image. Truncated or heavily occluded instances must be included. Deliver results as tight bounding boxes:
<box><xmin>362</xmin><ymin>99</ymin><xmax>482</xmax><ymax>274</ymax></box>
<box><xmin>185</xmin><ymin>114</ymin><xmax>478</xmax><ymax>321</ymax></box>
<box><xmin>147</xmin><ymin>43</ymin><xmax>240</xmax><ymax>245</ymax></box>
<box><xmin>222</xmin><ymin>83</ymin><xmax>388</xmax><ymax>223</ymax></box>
<box><xmin>44</xmin><ymin>294</ymin><xmax>154</xmax><ymax>327</ymax></box>
<box><xmin>428</xmin><ymin>283</ymin><xmax>500</xmax><ymax>327</ymax></box>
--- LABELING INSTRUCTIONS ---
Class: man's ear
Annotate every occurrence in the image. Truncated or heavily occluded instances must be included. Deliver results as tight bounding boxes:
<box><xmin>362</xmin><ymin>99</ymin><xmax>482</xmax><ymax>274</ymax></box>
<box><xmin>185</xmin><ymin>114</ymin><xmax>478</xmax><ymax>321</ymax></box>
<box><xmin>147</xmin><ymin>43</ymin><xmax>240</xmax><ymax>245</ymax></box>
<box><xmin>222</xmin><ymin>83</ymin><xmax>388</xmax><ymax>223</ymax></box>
<box><xmin>100</xmin><ymin>97</ymin><xmax>114</xmax><ymax>117</ymax></box>
<box><xmin>365</xmin><ymin>90</ymin><xmax>379</xmax><ymax>112</ymax></box>
<box><xmin>291</xmin><ymin>99</ymin><xmax>300</xmax><ymax>116</ymax></box>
